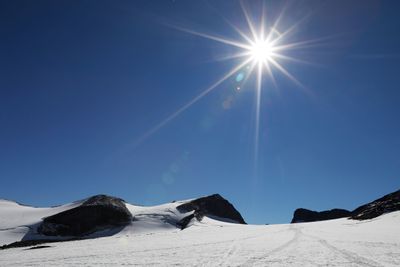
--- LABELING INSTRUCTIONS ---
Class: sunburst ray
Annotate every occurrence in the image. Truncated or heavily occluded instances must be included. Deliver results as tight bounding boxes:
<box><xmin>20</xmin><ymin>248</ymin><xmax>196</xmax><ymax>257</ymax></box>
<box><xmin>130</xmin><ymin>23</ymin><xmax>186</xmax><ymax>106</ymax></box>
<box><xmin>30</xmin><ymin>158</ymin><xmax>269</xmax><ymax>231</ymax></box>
<box><xmin>132</xmin><ymin>2</ymin><xmax>321</xmax><ymax>170</ymax></box>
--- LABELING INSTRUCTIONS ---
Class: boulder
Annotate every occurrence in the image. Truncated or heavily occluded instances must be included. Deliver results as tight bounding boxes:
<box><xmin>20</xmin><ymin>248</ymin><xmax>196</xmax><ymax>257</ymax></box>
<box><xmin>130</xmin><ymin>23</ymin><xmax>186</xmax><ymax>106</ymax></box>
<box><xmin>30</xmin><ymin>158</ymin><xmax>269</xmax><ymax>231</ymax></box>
<box><xmin>38</xmin><ymin>195</ymin><xmax>132</xmax><ymax>236</ymax></box>
<box><xmin>177</xmin><ymin>194</ymin><xmax>246</xmax><ymax>224</ymax></box>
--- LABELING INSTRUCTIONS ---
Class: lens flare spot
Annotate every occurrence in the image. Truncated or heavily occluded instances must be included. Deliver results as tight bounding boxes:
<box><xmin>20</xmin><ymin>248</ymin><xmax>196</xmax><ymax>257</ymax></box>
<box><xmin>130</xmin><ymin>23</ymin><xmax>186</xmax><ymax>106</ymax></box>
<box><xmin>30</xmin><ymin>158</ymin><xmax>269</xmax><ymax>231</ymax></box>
<box><xmin>236</xmin><ymin>72</ymin><xmax>244</xmax><ymax>82</ymax></box>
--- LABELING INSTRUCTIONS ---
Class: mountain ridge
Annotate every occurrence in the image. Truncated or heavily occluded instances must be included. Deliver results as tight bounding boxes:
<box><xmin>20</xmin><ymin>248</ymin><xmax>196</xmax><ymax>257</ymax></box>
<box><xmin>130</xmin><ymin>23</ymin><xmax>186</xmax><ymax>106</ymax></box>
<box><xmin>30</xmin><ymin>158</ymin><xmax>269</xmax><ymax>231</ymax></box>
<box><xmin>291</xmin><ymin>188</ymin><xmax>400</xmax><ymax>223</ymax></box>
<box><xmin>1</xmin><ymin>189</ymin><xmax>399</xmax><ymax>249</ymax></box>
<box><xmin>0</xmin><ymin>193</ymin><xmax>245</xmax><ymax>249</ymax></box>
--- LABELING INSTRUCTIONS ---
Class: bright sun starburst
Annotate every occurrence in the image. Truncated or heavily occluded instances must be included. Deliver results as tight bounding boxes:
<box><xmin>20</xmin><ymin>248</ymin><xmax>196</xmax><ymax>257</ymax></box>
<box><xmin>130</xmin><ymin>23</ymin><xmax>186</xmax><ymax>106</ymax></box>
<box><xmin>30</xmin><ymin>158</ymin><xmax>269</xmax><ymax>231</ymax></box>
<box><xmin>249</xmin><ymin>40</ymin><xmax>274</xmax><ymax>63</ymax></box>
<box><xmin>134</xmin><ymin>2</ymin><xmax>319</xmax><ymax>168</ymax></box>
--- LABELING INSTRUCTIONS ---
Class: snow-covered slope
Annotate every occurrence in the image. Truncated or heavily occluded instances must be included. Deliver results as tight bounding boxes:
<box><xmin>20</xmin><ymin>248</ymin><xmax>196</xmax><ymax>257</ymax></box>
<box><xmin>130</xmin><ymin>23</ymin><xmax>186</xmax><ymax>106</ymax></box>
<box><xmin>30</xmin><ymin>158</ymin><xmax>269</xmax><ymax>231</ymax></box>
<box><xmin>1</xmin><ymin>197</ymin><xmax>399</xmax><ymax>266</ymax></box>
<box><xmin>0</xmin><ymin>199</ymin><xmax>82</xmax><ymax>245</ymax></box>
<box><xmin>0</xmin><ymin>211</ymin><xmax>399</xmax><ymax>266</ymax></box>
<box><xmin>0</xmin><ymin>194</ymin><xmax>247</xmax><ymax>247</ymax></box>
<box><xmin>0</xmin><ymin>197</ymin><xmax>196</xmax><ymax>246</ymax></box>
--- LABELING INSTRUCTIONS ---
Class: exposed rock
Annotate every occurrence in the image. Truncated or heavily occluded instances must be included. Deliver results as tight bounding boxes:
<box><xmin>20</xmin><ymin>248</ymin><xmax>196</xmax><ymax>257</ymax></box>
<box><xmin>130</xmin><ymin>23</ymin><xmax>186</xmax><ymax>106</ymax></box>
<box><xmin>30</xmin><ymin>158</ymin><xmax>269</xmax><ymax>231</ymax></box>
<box><xmin>1</xmin><ymin>239</ymin><xmax>75</xmax><ymax>250</ymax></box>
<box><xmin>351</xmin><ymin>189</ymin><xmax>400</xmax><ymax>220</ymax></box>
<box><xmin>291</xmin><ymin>189</ymin><xmax>400</xmax><ymax>223</ymax></box>
<box><xmin>177</xmin><ymin>194</ymin><xmax>246</xmax><ymax>224</ymax></box>
<box><xmin>291</xmin><ymin>208</ymin><xmax>351</xmax><ymax>223</ymax></box>
<box><xmin>176</xmin><ymin>212</ymin><xmax>204</xmax><ymax>230</ymax></box>
<box><xmin>38</xmin><ymin>195</ymin><xmax>132</xmax><ymax>237</ymax></box>
<box><xmin>27</xmin><ymin>245</ymin><xmax>52</xmax><ymax>250</ymax></box>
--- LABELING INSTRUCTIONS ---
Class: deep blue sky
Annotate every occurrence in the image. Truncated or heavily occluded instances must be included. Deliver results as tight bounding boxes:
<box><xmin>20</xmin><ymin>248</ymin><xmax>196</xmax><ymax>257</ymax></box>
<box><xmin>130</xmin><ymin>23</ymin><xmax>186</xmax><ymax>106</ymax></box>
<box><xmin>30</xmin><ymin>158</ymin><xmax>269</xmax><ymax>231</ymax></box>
<box><xmin>1</xmin><ymin>0</ymin><xmax>399</xmax><ymax>224</ymax></box>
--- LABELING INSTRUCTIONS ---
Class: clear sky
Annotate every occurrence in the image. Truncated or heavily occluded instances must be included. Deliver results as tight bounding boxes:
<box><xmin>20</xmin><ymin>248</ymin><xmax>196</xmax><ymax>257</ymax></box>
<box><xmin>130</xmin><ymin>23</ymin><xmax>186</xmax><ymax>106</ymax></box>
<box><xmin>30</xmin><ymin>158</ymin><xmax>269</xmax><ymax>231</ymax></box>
<box><xmin>1</xmin><ymin>0</ymin><xmax>399</xmax><ymax>224</ymax></box>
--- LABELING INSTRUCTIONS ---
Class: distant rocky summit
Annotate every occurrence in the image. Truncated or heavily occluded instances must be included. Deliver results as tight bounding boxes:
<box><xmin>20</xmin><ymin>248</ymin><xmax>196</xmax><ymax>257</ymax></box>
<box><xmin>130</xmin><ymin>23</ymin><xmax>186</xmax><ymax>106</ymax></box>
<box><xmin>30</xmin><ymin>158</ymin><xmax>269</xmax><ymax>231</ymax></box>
<box><xmin>176</xmin><ymin>194</ymin><xmax>246</xmax><ymax>228</ymax></box>
<box><xmin>28</xmin><ymin>193</ymin><xmax>246</xmax><ymax>237</ymax></box>
<box><xmin>1</xmin><ymin>193</ymin><xmax>247</xmax><ymax>249</ymax></box>
<box><xmin>291</xmin><ymin>208</ymin><xmax>351</xmax><ymax>223</ymax></box>
<box><xmin>291</xmin><ymin>189</ymin><xmax>400</xmax><ymax>223</ymax></box>
<box><xmin>351</xmin><ymin>189</ymin><xmax>400</xmax><ymax>220</ymax></box>
<box><xmin>38</xmin><ymin>195</ymin><xmax>133</xmax><ymax>236</ymax></box>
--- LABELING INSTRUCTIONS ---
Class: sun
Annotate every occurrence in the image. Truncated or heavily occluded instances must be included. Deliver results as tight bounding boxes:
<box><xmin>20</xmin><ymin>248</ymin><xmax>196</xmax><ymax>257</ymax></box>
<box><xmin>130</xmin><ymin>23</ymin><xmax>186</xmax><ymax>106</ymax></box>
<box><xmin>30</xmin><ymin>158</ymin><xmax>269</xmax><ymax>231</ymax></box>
<box><xmin>134</xmin><ymin>2</ymin><xmax>315</xmax><ymax>165</ymax></box>
<box><xmin>249</xmin><ymin>39</ymin><xmax>275</xmax><ymax>64</ymax></box>
<box><xmin>170</xmin><ymin>11</ymin><xmax>308</xmax><ymax>91</ymax></box>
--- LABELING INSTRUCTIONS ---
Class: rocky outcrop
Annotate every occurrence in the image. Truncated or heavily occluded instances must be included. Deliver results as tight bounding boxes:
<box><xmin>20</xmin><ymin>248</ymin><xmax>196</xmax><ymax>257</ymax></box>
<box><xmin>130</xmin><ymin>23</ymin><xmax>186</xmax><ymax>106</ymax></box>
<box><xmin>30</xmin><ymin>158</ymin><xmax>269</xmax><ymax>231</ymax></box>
<box><xmin>38</xmin><ymin>195</ymin><xmax>132</xmax><ymax>236</ymax></box>
<box><xmin>291</xmin><ymin>189</ymin><xmax>400</xmax><ymax>223</ymax></box>
<box><xmin>176</xmin><ymin>194</ymin><xmax>246</xmax><ymax>225</ymax></box>
<box><xmin>351</xmin><ymin>189</ymin><xmax>400</xmax><ymax>220</ymax></box>
<box><xmin>291</xmin><ymin>208</ymin><xmax>351</xmax><ymax>223</ymax></box>
<box><xmin>0</xmin><ymin>239</ymin><xmax>76</xmax><ymax>250</ymax></box>
<box><xmin>176</xmin><ymin>212</ymin><xmax>204</xmax><ymax>230</ymax></box>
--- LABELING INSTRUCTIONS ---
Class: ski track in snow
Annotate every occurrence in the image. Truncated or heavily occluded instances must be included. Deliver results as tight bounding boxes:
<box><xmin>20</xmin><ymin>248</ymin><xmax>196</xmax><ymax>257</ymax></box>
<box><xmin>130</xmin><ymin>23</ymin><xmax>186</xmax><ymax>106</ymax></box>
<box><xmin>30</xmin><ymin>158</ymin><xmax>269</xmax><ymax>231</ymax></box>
<box><xmin>1</xmin><ymin>222</ymin><xmax>399</xmax><ymax>267</ymax></box>
<box><xmin>241</xmin><ymin>225</ymin><xmax>301</xmax><ymax>266</ymax></box>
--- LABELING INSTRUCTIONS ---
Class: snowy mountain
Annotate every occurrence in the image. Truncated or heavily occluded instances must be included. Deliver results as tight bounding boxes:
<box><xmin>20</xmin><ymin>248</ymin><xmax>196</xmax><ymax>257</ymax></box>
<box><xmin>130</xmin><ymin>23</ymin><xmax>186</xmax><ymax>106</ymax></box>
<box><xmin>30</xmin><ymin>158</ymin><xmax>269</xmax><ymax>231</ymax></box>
<box><xmin>1</xmin><ymin>192</ymin><xmax>400</xmax><ymax>266</ymax></box>
<box><xmin>0</xmin><ymin>194</ymin><xmax>245</xmax><ymax>249</ymax></box>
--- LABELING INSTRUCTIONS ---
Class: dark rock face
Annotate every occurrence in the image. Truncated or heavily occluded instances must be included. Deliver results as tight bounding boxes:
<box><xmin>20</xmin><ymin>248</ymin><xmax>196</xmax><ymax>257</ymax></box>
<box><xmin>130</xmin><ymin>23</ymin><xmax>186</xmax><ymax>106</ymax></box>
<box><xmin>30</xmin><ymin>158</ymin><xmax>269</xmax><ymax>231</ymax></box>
<box><xmin>27</xmin><ymin>245</ymin><xmax>52</xmax><ymax>250</ymax></box>
<box><xmin>176</xmin><ymin>194</ymin><xmax>246</xmax><ymax>225</ymax></box>
<box><xmin>291</xmin><ymin>189</ymin><xmax>400</xmax><ymax>223</ymax></box>
<box><xmin>351</xmin><ymin>189</ymin><xmax>400</xmax><ymax>220</ymax></box>
<box><xmin>291</xmin><ymin>208</ymin><xmax>351</xmax><ymax>223</ymax></box>
<box><xmin>38</xmin><ymin>195</ymin><xmax>132</xmax><ymax>236</ymax></box>
<box><xmin>176</xmin><ymin>212</ymin><xmax>204</xmax><ymax>230</ymax></box>
<box><xmin>0</xmin><ymin>239</ymin><xmax>76</xmax><ymax>250</ymax></box>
